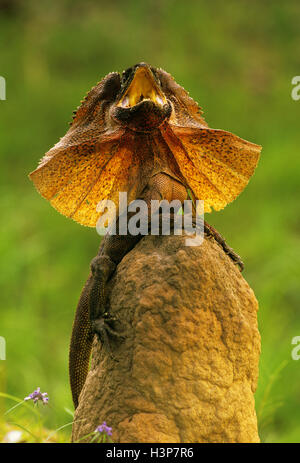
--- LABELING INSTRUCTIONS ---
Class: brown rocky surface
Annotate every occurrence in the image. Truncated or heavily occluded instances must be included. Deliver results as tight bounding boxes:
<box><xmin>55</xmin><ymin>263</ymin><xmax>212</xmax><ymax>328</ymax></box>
<box><xmin>72</xmin><ymin>234</ymin><xmax>260</xmax><ymax>443</ymax></box>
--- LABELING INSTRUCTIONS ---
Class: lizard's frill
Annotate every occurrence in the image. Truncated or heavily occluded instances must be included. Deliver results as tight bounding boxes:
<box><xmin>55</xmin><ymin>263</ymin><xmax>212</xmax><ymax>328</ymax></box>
<box><xmin>160</xmin><ymin>124</ymin><xmax>261</xmax><ymax>213</ymax></box>
<box><xmin>29</xmin><ymin>129</ymin><xmax>141</xmax><ymax>227</ymax></box>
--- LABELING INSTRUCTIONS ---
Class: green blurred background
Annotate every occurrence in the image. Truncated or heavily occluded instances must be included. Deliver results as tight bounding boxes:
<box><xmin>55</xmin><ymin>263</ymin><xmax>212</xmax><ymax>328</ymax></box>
<box><xmin>0</xmin><ymin>0</ymin><xmax>299</xmax><ymax>442</ymax></box>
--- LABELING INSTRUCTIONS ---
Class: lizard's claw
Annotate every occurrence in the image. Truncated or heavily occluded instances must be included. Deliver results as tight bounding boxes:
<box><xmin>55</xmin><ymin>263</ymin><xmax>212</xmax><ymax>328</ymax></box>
<box><xmin>92</xmin><ymin>312</ymin><xmax>126</xmax><ymax>360</ymax></box>
<box><xmin>92</xmin><ymin>312</ymin><xmax>124</xmax><ymax>338</ymax></box>
<box><xmin>225</xmin><ymin>247</ymin><xmax>244</xmax><ymax>272</ymax></box>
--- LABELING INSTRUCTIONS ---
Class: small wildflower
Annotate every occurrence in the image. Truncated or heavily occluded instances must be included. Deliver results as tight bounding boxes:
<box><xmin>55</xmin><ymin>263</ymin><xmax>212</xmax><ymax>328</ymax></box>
<box><xmin>24</xmin><ymin>387</ymin><xmax>49</xmax><ymax>405</ymax></box>
<box><xmin>95</xmin><ymin>421</ymin><xmax>112</xmax><ymax>437</ymax></box>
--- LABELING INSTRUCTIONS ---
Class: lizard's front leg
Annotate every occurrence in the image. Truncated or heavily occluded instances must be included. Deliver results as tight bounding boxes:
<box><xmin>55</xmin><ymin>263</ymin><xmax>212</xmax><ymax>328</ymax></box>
<box><xmin>88</xmin><ymin>216</ymin><xmax>147</xmax><ymax>341</ymax></box>
<box><xmin>204</xmin><ymin>221</ymin><xmax>244</xmax><ymax>271</ymax></box>
<box><xmin>89</xmin><ymin>254</ymin><xmax>116</xmax><ymax>331</ymax></box>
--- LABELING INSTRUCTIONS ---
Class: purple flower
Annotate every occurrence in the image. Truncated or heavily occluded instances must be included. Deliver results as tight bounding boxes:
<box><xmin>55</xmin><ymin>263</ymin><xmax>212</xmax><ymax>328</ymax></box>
<box><xmin>24</xmin><ymin>387</ymin><xmax>49</xmax><ymax>405</ymax></box>
<box><xmin>95</xmin><ymin>421</ymin><xmax>112</xmax><ymax>437</ymax></box>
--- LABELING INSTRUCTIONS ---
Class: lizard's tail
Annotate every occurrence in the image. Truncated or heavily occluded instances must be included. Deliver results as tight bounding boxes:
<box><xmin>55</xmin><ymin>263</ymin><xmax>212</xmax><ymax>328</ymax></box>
<box><xmin>69</xmin><ymin>277</ymin><xmax>94</xmax><ymax>409</ymax></box>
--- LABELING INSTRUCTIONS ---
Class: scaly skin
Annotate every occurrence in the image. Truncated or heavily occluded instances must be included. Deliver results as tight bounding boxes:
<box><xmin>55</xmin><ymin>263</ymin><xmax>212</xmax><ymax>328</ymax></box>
<box><xmin>29</xmin><ymin>63</ymin><xmax>261</xmax><ymax>407</ymax></box>
<box><xmin>70</xmin><ymin>171</ymin><xmax>187</xmax><ymax>407</ymax></box>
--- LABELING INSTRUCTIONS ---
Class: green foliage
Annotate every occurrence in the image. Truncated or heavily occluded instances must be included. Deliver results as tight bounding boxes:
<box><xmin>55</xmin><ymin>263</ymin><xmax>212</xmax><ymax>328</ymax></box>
<box><xmin>0</xmin><ymin>0</ymin><xmax>299</xmax><ymax>442</ymax></box>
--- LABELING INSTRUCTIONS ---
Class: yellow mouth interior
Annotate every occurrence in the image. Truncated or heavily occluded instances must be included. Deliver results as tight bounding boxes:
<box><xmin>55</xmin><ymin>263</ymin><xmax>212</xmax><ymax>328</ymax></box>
<box><xmin>118</xmin><ymin>67</ymin><xmax>167</xmax><ymax>108</ymax></box>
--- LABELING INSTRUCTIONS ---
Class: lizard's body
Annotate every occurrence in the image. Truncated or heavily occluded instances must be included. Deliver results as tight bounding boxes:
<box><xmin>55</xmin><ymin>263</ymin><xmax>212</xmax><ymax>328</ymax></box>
<box><xmin>69</xmin><ymin>170</ymin><xmax>187</xmax><ymax>407</ymax></box>
<box><xmin>29</xmin><ymin>63</ymin><xmax>261</xmax><ymax>408</ymax></box>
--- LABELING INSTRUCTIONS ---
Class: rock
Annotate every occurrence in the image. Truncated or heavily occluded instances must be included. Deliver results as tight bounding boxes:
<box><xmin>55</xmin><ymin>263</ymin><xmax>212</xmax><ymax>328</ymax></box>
<box><xmin>72</xmin><ymin>234</ymin><xmax>260</xmax><ymax>443</ymax></box>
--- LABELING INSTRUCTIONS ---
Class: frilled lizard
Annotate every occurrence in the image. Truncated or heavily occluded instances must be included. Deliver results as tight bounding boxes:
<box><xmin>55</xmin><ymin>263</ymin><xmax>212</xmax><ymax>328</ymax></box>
<box><xmin>29</xmin><ymin>63</ymin><xmax>261</xmax><ymax>408</ymax></box>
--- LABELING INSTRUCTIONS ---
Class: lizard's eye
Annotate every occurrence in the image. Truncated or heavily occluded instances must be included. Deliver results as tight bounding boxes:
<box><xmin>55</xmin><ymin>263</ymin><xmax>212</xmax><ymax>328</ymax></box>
<box><xmin>121</xmin><ymin>67</ymin><xmax>134</xmax><ymax>86</ymax></box>
<box><xmin>150</xmin><ymin>67</ymin><xmax>162</xmax><ymax>87</ymax></box>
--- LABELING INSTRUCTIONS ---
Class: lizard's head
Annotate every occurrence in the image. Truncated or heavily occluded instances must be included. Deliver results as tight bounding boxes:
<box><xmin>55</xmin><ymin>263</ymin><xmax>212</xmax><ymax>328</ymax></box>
<box><xmin>67</xmin><ymin>62</ymin><xmax>206</xmax><ymax>134</ymax></box>
<box><xmin>29</xmin><ymin>63</ymin><xmax>261</xmax><ymax>228</ymax></box>
<box><xmin>111</xmin><ymin>62</ymin><xmax>172</xmax><ymax>132</ymax></box>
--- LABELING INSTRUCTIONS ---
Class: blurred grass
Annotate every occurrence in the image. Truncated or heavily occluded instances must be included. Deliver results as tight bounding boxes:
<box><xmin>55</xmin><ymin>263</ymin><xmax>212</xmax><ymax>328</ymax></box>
<box><xmin>0</xmin><ymin>0</ymin><xmax>300</xmax><ymax>442</ymax></box>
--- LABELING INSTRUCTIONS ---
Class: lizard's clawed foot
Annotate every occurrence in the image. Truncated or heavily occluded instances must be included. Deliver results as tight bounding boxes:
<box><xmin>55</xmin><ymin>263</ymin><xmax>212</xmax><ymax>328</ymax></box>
<box><xmin>204</xmin><ymin>221</ymin><xmax>244</xmax><ymax>272</ymax></box>
<box><xmin>89</xmin><ymin>254</ymin><xmax>127</xmax><ymax>359</ymax></box>
<box><xmin>221</xmin><ymin>244</ymin><xmax>244</xmax><ymax>272</ymax></box>
<box><xmin>92</xmin><ymin>312</ymin><xmax>126</xmax><ymax>360</ymax></box>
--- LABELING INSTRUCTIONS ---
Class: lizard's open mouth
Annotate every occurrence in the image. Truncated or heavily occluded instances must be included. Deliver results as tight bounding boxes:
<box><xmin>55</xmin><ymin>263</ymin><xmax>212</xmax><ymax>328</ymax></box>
<box><xmin>118</xmin><ymin>65</ymin><xmax>167</xmax><ymax>108</ymax></box>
